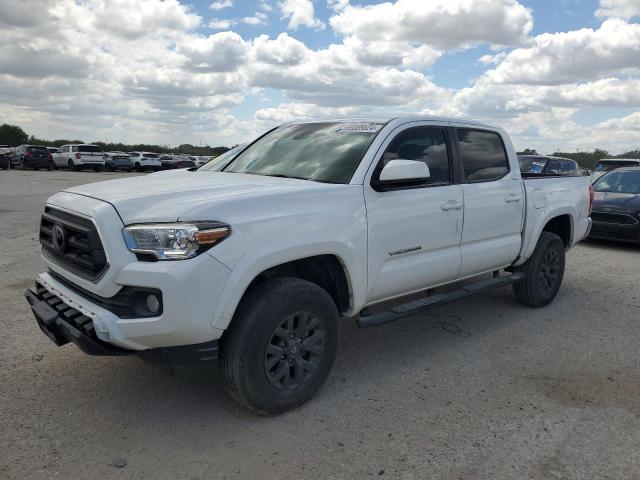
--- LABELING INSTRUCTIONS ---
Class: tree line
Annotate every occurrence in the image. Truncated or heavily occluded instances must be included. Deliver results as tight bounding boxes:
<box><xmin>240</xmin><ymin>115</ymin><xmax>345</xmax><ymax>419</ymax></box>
<box><xmin>0</xmin><ymin>123</ymin><xmax>230</xmax><ymax>157</ymax></box>
<box><xmin>2</xmin><ymin>123</ymin><xmax>638</xmax><ymax>169</ymax></box>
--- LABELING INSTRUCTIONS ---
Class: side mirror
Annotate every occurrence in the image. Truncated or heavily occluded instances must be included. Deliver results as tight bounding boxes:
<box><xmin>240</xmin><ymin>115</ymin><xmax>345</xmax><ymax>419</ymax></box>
<box><xmin>375</xmin><ymin>159</ymin><xmax>430</xmax><ymax>190</ymax></box>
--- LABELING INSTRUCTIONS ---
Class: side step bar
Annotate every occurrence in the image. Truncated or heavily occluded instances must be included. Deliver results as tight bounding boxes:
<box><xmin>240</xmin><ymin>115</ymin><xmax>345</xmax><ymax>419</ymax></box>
<box><xmin>357</xmin><ymin>272</ymin><xmax>525</xmax><ymax>328</ymax></box>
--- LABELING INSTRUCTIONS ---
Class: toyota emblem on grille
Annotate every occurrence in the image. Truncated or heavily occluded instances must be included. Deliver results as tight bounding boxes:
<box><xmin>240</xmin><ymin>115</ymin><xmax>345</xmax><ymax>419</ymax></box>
<box><xmin>51</xmin><ymin>223</ymin><xmax>67</xmax><ymax>252</ymax></box>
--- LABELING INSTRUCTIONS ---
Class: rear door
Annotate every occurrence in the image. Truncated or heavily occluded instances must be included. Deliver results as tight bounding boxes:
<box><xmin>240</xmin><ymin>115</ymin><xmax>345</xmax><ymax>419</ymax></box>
<box><xmin>453</xmin><ymin>126</ymin><xmax>524</xmax><ymax>276</ymax></box>
<box><xmin>364</xmin><ymin>122</ymin><xmax>463</xmax><ymax>302</ymax></box>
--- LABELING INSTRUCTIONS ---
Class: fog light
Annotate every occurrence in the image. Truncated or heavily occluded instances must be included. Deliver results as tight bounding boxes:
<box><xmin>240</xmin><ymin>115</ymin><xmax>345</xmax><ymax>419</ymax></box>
<box><xmin>146</xmin><ymin>294</ymin><xmax>160</xmax><ymax>314</ymax></box>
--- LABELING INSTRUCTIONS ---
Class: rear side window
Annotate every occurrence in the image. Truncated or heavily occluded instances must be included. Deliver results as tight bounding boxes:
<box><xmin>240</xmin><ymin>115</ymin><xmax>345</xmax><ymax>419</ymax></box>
<box><xmin>457</xmin><ymin>129</ymin><xmax>509</xmax><ymax>182</ymax></box>
<box><xmin>143</xmin><ymin>153</ymin><xmax>159</xmax><ymax>158</ymax></box>
<box><xmin>26</xmin><ymin>146</ymin><xmax>48</xmax><ymax>153</ymax></box>
<box><xmin>376</xmin><ymin>126</ymin><xmax>451</xmax><ymax>185</ymax></box>
<box><xmin>78</xmin><ymin>145</ymin><xmax>101</xmax><ymax>153</ymax></box>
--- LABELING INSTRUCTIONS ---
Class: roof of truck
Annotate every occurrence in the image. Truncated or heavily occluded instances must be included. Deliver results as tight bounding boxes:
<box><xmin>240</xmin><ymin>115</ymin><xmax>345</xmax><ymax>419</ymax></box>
<box><xmin>285</xmin><ymin>115</ymin><xmax>499</xmax><ymax>129</ymax></box>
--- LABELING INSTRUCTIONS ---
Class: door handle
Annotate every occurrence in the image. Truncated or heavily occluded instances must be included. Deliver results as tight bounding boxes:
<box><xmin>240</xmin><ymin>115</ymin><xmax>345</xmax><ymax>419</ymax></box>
<box><xmin>441</xmin><ymin>200</ymin><xmax>463</xmax><ymax>211</ymax></box>
<box><xmin>505</xmin><ymin>194</ymin><xmax>522</xmax><ymax>203</ymax></box>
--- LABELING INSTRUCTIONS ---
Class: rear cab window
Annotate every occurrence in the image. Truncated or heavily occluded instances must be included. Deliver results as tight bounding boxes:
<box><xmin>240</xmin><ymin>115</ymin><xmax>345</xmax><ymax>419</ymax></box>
<box><xmin>78</xmin><ymin>145</ymin><xmax>102</xmax><ymax>153</ymax></box>
<box><xmin>457</xmin><ymin>129</ymin><xmax>509</xmax><ymax>182</ymax></box>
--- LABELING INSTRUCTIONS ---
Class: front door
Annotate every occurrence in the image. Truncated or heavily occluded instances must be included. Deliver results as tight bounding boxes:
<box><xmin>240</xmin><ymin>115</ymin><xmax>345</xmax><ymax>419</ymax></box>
<box><xmin>365</xmin><ymin>123</ymin><xmax>463</xmax><ymax>303</ymax></box>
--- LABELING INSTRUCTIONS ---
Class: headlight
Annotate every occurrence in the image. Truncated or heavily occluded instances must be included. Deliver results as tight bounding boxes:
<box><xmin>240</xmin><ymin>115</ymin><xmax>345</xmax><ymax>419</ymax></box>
<box><xmin>122</xmin><ymin>222</ymin><xmax>230</xmax><ymax>260</ymax></box>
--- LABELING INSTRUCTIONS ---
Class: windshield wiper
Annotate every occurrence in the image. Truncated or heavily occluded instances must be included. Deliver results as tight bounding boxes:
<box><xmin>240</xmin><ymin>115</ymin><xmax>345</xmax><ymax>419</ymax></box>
<box><xmin>259</xmin><ymin>173</ymin><xmax>339</xmax><ymax>184</ymax></box>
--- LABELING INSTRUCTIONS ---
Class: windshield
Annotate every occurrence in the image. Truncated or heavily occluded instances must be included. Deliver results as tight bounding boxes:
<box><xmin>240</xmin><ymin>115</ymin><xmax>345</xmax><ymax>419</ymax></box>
<box><xmin>78</xmin><ymin>145</ymin><xmax>101</xmax><ymax>153</ymax></box>
<box><xmin>26</xmin><ymin>146</ymin><xmax>48</xmax><ymax>153</ymax></box>
<box><xmin>223</xmin><ymin>122</ymin><xmax>383</xmax><ymax>184</ymax></box>
<box><xmin>595</xmin><ymin>161</ymin><xmax>639</xmax><ymax>172</ymax></box>
<box><xmin>200</xmin><ymin>145</ymin><xmax>245</xmax><ymax>171</ymax></box>
<box><xmin>518</xmin><ymin>156</ymin><xmax>548</xmax><ymax>173</ymax></box>
<box><xmin>594</xmin><ymin>170</ymin><xmax>640</xmax><ymax>194</ymax></box>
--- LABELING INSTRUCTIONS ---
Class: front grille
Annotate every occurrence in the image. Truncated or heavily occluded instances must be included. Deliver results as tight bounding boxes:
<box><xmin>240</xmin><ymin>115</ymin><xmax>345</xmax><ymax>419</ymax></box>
<box><xmin>40</xmin><ymin>207</ymin><xmax>108</xmax><ymax>280</ymax></box>
<box><xmin>591</xmin><ymin>212</ymin><xmax>638</xmax><ymax>225</ymax></box>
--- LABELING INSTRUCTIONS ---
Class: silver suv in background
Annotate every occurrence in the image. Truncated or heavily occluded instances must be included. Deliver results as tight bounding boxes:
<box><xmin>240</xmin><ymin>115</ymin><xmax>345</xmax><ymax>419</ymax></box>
<box><xmin>129</xmin><ymin>152</ymin><xmax>161</xmax><ymax>172</ymax></box>
<box><xmin>54</xmin><ymin>144</ymin><xmax>105</xmax><ymax>171</ymax></box>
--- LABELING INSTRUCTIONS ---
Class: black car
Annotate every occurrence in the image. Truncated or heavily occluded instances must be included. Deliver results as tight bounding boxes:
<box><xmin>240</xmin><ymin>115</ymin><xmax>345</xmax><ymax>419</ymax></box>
<box><xmin>0</xmin><ymin>152</ymin><xmax>9</xmax><ymax>170</ymax></box>
<box><xmin>16</xmin><ymin>145</ymin><xmax>54</xmax><ymax>170</ymax></box>
<box><xmin>518</xmin><ymin>155</ymin><xmax>580</xmax><ymax>175</ymax></box>
<box><xmin>589</xmin><ymin>167</ymin><xmax>640</xmax><ymax>244</ymax></box>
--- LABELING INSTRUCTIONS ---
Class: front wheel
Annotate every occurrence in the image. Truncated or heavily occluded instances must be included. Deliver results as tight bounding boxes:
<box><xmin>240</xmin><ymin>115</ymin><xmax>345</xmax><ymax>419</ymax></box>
<box><xmin>512</xmin><ymin>232</ymin><xmax>565</xmax><ymax>307</ymax></box>
<box><xmin>68</xmin><ymin>159</ymin><xmax>78</xmax><ymax>171</ymax></box>
<box><xmin>220</xmin><ymin>277</ymin><xmax>338</xmax><ymax>415</ymax></box>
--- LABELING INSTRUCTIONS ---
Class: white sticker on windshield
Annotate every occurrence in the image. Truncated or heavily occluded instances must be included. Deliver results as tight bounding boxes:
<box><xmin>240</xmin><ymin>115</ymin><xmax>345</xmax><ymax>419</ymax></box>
<box><xmin>335</xmin><ymin>123</ymin><xmax>383</xmax><ymax>133</ymax></box>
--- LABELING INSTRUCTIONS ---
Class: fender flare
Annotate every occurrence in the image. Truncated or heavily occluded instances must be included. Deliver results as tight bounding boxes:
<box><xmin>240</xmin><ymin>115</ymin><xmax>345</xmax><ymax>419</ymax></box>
<box><xmin>209</xmin><ymin>238</ymin><xmax>364</xmax><ymax>331</ymax></box>
<box><xmin>514</xmin><ymin>206</ymin><xmax>576</xmax><ymax>266</ymax></box>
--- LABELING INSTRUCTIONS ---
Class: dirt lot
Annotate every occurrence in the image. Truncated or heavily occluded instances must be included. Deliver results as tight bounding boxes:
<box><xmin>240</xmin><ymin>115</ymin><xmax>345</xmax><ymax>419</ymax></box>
<box><xmin>1</xmin><ymin>169</ymin><xmax>639</xmax><ymax>480</ymax></box>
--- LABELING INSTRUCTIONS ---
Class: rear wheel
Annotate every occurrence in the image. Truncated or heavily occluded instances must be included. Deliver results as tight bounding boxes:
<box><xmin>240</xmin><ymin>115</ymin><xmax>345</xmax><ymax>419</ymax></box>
<box><xmin>513</xmin><ymin>232</ymin><xmax>565</xmax><ymax>307</ymax></box>
<box><xmin>220</xmin><ymin>277</ymin><xmax>338</xmax><ymax>415</ymax></box>
<box><xmin>68</xmin><ymin>159</ymin><xmax>78</xmax><ymax>171</ymax></box>
<box><xmin>135</xmin><ymin>163</ymin><xmax>142</xmax><ymax>172</ymax></box>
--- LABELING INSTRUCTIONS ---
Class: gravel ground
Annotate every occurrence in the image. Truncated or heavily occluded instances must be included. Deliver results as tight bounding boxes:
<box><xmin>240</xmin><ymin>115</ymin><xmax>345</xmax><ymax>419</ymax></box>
<box><xmin>1</xmin><ymin>169</ymin><xmax>639</xmax><ymax>480</ymax></box>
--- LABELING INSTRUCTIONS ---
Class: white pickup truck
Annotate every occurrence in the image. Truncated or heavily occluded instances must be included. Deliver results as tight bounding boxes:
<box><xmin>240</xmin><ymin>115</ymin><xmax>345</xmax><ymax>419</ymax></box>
<box><xmin>25</xmin><ymin>116</ymin><xmax>592</xmax><ymax>414</ymax></box>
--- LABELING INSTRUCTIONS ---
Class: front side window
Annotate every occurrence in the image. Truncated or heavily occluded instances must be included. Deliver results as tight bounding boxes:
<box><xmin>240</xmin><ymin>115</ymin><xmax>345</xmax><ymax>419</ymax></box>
<box><xmin>457</xmin><ymin>129</ymin><xmax>509</xmax><ymax>182</ymax></box>
<box><xmin>374</xmin><ymin>126</ymin><xmax>451</xmax><ymax>185</ymax></box>
<box><xmin>223</xmin><ymin>122</ymin><xmax>383</xmax><ymax>184</ymax></box>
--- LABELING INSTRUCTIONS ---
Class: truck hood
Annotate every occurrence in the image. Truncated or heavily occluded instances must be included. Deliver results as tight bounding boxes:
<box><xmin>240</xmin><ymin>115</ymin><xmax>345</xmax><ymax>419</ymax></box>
<box><xmin>63</xmin><ymin>171</ymin><xmax>338</xmax><ymax>224</ymax></box>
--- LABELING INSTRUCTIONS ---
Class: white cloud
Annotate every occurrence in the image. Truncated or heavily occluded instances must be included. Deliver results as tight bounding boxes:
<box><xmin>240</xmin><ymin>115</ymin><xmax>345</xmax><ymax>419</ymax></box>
<box><xmin>242</xmin><ymin>12</ymin><xmax>269</xmax><ymax>25</ymax></box>
<box><xmin>178</xmin><ymin>32</ymin><xmax>248</xmax><ymax>72</ymax></box>
<box><xmin>596</xmin><ymin>0</ymin><xmax>640</xmax><ymax>20</ymax></box>
<box><xmin>253</xmin><ymin>33</ymin><xmax>310</xmax><ymax>66</ymax></box>
<box><xmin>483</xmin><ymin>19</ymin><xmax>640</xmax><ymax>85</ymax></box>
<box><xmin>208</xmin><ymin>18</ymin><xmax>234</xmax><ymax>29</ymax></box>
<box><xmin>279</xmin><ymin>0</ymin><xmax>325</xmax><ymax>30</ymax></box>
<box><xmin>329</xmin><ymin>0</ymin><xmax>533</xmax><ymax>50</ymax></box>
<box><xmin>210</xmin><ymin>0</ymin><xmax>233</xmax><ymax>10</ymax></box>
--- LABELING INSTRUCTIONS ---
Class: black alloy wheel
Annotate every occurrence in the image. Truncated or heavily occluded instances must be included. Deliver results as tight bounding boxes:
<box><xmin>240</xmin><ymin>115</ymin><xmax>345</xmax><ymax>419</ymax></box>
<box><xmin>264</xmin><ymin>311</ymin><xmax>325</xmax><ymax>390</ymax></box>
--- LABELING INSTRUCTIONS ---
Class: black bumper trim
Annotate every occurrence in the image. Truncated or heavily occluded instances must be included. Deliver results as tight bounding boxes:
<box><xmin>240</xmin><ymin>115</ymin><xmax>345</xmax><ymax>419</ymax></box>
<box><xmin>25</xmin><ymin>282</ymin><xmax>219</xmax><ymax>369</ymax></box>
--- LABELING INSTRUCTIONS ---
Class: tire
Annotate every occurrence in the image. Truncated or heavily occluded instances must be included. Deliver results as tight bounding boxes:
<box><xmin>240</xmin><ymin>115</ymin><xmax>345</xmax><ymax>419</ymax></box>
<box><xmin>220</xmin><ymin>277</ymin><xmax>339</xmax><ymax>415</ymax></box>
<box><xmin>106</xmin><ymin>163</ymin><xmax>113</xmax><ymax>172</ymax></box>
<box><xmin>68</xmin><ymin>159</ymin><xmax>78</xmax><ymax>171</ymax></box>
<box><xmin>512</xmin><ymin>232</ymin><xmax>565</xmax><ymax>308</ymax></box>
<box><xmin>135</xmin><ymin>163</ymin><xmax>142</xmax><ymax>172</ymax></box>
<box><xmin>93</xmin><ymin>165</ymin><xmax>100</xmax><ymax>172</ymax></box>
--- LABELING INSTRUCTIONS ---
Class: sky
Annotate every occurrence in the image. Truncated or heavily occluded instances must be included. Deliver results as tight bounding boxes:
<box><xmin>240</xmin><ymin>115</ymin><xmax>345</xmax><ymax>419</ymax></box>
<box><xmin>0</xmin><ymin>0</ymin><xmax>639</xmax><ymax>153</ymax></box>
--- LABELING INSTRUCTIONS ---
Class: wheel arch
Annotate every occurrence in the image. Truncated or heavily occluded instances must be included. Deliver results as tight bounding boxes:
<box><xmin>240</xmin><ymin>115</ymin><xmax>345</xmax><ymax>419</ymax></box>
<box><xmin>514</xmin><ymin>209</ymin><xmax>575</xmax><ymax>266</ymax></box>
<box><xmin>210</xmin><ymin>244</ymin><xmax>364</xmax><ymax>332</ymax></box>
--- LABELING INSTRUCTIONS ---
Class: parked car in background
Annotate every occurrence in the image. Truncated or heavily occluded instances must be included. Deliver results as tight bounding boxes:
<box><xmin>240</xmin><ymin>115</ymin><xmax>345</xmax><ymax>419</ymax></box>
<box><xmin>16</xmin><ymin>145</ymin><xmax>54</xmax><ymax>170</ymax></box>
<box><xmin>0</xmin><ymin>145</ymin><xmax>10</xmax><ymax>170</ymax></box>
<box><xmin>192</xmin><ymin>156</ymin><xmax>211</xmax><ymax>168</ymax></box>
<box><xmin>198</xmin><ymin>144</ymin><xmax>246</xmax><ymax>171</ymax></box>
<box><xmin>46</xmin><ymin>147</ymin><xmax>60</xmax><ymax>156</ymax></box>
<box><xmin>129</xmin><ymin>152</ymin><xmax>161</xmax><ymax>172</ymax></box>
<box><xmin>104</xmin><ymin>152</ymin><xmax>132</xmax><ymax>171</ymax></box>
<box><xmin>518</xmin><ymin>155</ymin><xmax>580</xmax><ymax>175</ymax></box>
<box><xmin>591</xmin><ymin>159</ymin><xmax>640</xmax><ymax>183</ymax></box>
<box><xmin>159</xmin><ymin>154</ymin><xmax>195</xmax><ymax>170</ymax></box>
<box><xmin>54</xmin><ymin>144</ymin><xmax>105</xmax><ymax>171</ymax></box>
<box><xmin>589</xmin><ymin>167</ymin><xmax>640</xmax><ymax>244</ymax></box>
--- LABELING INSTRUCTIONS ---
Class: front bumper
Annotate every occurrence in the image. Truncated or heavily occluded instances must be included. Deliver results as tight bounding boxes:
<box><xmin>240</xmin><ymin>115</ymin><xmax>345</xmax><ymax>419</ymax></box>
<box><xmin>25</xmin><ymin>282</ymin><xmax>220</xmax><ymax>369</ymax></box>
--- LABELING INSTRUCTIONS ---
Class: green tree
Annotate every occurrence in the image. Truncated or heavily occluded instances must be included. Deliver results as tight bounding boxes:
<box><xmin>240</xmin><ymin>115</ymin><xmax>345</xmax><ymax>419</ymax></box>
<box><xmin>0</xmin><ymin>124</ymin><xmax>29</xmax><ymax>146</ymax></box>
<box><xmin>517</xmin><ymin>148</ymin><xmax>538</xmax><ymax>155</ymax></box>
